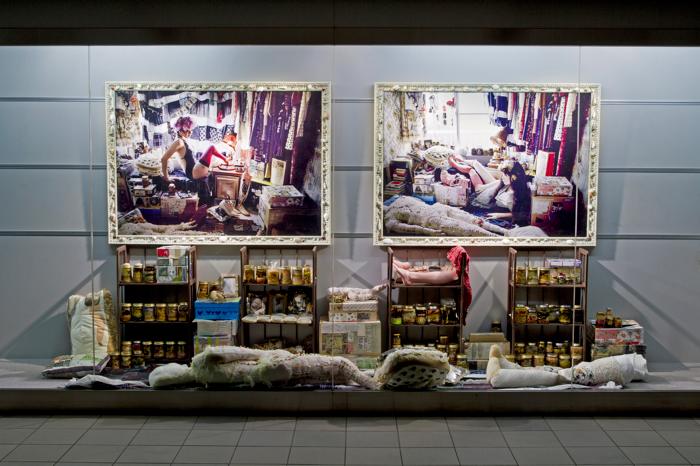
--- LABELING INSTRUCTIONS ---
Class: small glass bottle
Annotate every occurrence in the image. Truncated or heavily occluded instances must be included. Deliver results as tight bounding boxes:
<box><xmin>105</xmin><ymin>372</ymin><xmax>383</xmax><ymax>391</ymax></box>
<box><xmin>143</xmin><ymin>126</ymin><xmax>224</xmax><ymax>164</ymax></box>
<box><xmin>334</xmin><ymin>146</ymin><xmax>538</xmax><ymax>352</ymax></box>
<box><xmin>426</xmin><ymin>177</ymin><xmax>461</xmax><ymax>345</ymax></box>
<box><xmin>302</xmin><ymin>265</ymin><xmax>313</xmax><ymax>285</ymax></box>
<box><xmin>132</xmin><ymin>263</ymin><xmax>144</xmax><ymax>283</ymax></box>
<box><xmin>176</xmin><ymin>341</ymin><xmax>187</xmax><ymax>359</ymax></box>
<box><xmin>167</xmin><ymin>303</ymin><xmax>178</xmax><ymax>322</ymax></box>
<box><xmin>155</xmin><ymin>303</ymin><xmax>167</xmax><ymax>322</ymax></box>
<box><xmin>177</xmin><ymin>302</ymin><xmax>189</xmax><ymax>322</ymax></box>
<box><xmin>121</xmin><ymin>263</ymin><xmax>132</xmax><ymax>283</ymax></box>
<box><xmin>143</xmin><ymin>303</ymin><xmax>155</xmax><ymax>322</ymax></box>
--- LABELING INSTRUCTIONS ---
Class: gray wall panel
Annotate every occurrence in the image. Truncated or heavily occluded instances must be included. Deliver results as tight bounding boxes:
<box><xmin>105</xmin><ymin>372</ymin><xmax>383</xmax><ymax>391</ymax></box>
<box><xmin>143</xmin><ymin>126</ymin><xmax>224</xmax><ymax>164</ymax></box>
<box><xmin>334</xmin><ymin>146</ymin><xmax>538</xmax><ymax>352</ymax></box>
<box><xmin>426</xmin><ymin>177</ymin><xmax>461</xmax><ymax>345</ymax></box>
<box><xmin>332</xmin><ymin>101</ymin><xmax>374</xmax><ymax>167</ymax></box>
<box><xmin>0</xmin><ymin>236</ymin><xmax>114</xmax><ymax>359</ymax></box>
<box><xmin>598</xmin><ymin>172</ymin><xmax>700</xmax><ymax>236</ymax></box>
<box><xmin>600</xmin><ymin>104</ymin><xmax>700</xmax><ymax>169</ymax></box>
<box><xmin>581</xmin><ymin>47</ymin><xmax>700</xmax><ymax>101</ymax></box>
<box><xmin>0</xmin><ymin>46</ymin><xmax>88</xmax><ymax>98</ymax></box>
<box><xmin>588</xmin><ymin>239</ymin><xmax>700</xmax><ymax>364</ymax></box>
<box><xmin>332</xmin><ymin>46</ymin><xmax>581</xmax><ymax>99</ymax></box>
<box><xmin>0</xmin><ymin>169</ymin><xmax>107</xmax><ymax>232</ymax></box>
<box><xmin>332</xmin><ymin>170</ymin><xmax>373</xmax><ymax>234</ymax></box>
<box><xmin>89</xmin><ymin>45</ymin><xmax>334</xmax><ymax>97</ymax></box>
<box><xmin>0</xmin><ymin>101</ymin><xmax>90</xmax><ymax>165</ymax></box>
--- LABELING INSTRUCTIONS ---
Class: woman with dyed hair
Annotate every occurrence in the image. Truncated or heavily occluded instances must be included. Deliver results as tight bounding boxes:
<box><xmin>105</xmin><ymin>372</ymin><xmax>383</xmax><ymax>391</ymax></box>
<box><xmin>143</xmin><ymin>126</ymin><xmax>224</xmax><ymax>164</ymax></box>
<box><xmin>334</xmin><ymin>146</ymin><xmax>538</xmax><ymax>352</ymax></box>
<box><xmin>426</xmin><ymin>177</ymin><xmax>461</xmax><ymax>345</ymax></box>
<box><xmin>161</xmin><ymin>115</ymin><xmax>236</xmax><ymax>183</ymax></box>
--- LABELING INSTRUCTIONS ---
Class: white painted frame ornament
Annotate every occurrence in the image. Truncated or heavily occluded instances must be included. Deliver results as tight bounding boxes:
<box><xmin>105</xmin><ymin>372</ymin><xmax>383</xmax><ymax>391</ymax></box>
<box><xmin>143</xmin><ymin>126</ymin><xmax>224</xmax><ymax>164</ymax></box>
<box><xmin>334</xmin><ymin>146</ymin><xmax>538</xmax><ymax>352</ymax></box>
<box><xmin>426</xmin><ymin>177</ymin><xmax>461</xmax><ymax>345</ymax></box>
<box><xmin>106</xmin><ymin>81</ymin><xmax>331</xmax><ymax>245</ymax></box>
<box><xmin>373</xmin><ymin>82</ymin><xmax>601</xmax><ymax>247</ymax></box>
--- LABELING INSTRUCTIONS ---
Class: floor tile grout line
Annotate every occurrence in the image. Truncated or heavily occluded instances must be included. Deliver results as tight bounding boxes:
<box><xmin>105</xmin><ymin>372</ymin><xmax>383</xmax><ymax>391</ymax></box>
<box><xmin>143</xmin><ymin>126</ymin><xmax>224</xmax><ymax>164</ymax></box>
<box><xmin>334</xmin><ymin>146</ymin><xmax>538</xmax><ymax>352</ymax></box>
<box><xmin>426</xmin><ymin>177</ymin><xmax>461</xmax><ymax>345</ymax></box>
<box><xmin>52</xmin><ymin>415</ymin><xmax>101</xmax><ymax>464</ymax></box>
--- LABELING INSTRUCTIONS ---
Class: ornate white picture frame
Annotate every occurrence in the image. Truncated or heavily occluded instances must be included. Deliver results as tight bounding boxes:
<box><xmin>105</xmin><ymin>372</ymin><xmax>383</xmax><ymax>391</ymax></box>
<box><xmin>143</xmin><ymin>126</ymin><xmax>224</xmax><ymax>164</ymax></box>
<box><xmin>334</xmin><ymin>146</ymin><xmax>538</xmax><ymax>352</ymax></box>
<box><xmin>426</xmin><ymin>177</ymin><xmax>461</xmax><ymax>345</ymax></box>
<box><xmin>374</xmin><ymin>83</ymin><xmax>600</xmax><ymax>247</ymax></box>
<box><xmin>106</xmin><ymin>81</ymin><xmax>331</xmax><ymax>245</ymax></box>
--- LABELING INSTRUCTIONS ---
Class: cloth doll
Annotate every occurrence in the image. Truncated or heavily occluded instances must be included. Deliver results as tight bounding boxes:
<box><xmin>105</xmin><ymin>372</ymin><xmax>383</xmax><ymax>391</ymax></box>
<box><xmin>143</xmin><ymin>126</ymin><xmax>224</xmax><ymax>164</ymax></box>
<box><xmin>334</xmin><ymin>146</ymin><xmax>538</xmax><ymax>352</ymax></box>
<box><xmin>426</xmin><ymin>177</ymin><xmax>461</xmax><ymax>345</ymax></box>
<box><xmin>66</xmin><ymin>289</ymin><xmax>118</xmax><ymax>357</ymax></box>
<box><xmin>149</xmin><ymin>346</ymin><xmax>379</xmax><ymax>390</ymax></box>
<box><xmin>486</xmin><ymin>344</ymin><xmax>647</xmax><ymax>389</ymax></box>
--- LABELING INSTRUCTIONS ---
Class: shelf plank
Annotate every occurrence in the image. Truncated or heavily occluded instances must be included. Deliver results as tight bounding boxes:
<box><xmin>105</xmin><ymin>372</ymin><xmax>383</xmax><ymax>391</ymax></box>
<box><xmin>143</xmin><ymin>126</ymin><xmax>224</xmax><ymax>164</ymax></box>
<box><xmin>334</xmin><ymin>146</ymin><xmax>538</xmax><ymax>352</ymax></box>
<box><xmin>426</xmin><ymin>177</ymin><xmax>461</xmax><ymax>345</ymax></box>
<box><xmin>390</xmin><ymin>324</ymin><xmax>461</xmax><ymax>328</ymax></box>
<box><xmin>121</xmin><ymin>321</ymin><xmax>193</xmax><ymax>325</ymax></box>
<box><xmin>119</xmin><ymin>282</ymin><xmax>193</xmax><ymax>286</ymax></box>
<box><xmin>243</xmin><ymin>283</ymin><xmax>313</xmax><ymax>288</ymax></box>
<box><xmin>509</xmin><ymin>281</ymin><xmax>586</xmax><ymax>289</ymax></box>
<box><xmin>513</xmin><ymin>323</ymin><xmax>584</xmax><ymax>327</ymax></box>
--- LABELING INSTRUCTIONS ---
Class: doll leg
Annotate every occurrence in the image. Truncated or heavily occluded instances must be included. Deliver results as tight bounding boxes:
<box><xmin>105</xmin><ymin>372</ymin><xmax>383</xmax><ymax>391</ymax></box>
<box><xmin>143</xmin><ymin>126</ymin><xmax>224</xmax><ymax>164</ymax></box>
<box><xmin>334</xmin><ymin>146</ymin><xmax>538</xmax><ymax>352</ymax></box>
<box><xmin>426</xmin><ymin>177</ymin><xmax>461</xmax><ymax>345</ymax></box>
<box><xmin>394</xmin><ymin>266</ymin><xmax>458</xmax><ymax>285</ymax></box>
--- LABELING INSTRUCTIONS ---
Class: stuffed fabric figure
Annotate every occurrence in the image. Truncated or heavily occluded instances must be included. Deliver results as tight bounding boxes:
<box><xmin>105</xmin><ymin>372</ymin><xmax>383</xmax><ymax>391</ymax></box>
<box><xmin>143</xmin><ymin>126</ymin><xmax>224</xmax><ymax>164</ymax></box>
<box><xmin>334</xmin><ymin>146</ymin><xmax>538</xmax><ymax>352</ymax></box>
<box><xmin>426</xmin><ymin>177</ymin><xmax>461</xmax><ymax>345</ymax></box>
<box><xmin>66</xmin><ymin>289</ymin><xmax>117</xmax><ymax>358</ymax></box>
<box><xmin>486</xmin><ymin>344</ymin><xmax>648</xmax><ymax>389</ymax></box>
<box><xmin>149</xmin><ymin>346</ymin><xmax>379</xmax><ymax>389</ymax></box>
<box><xmin>374</xmin><ymin>348</ymin><xmax>450</xmax><ymax>389</ymax></box>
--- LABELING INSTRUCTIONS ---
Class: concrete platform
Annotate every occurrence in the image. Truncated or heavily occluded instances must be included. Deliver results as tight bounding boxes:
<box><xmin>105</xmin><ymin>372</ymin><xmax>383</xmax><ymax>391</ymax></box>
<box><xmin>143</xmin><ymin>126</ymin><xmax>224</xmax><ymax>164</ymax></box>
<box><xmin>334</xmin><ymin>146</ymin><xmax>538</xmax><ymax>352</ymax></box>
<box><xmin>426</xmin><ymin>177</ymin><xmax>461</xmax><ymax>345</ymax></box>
<box><xmin>2</xmin><ymin>359</ymin><xmax>699</xmax><ymax>415</ymax></box>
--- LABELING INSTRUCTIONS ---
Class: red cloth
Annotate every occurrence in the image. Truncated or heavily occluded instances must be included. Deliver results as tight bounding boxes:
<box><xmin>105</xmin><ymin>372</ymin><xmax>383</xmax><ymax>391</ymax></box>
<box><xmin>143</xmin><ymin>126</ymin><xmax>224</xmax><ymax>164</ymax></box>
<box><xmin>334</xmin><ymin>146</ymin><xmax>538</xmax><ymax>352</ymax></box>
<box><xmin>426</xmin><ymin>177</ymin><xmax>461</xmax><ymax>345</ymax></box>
<box><xmin>447</xmin><ymin>246</ymin><xmax>472</xmax><ymax>324</ymax></box>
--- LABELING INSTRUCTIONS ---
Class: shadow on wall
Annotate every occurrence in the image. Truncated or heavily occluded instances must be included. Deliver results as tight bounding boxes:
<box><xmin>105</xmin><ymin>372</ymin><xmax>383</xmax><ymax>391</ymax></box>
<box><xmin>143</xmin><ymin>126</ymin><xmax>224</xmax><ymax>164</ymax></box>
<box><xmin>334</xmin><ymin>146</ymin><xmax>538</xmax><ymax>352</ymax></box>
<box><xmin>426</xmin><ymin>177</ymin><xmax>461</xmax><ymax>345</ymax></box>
<box><xmin>0</xmin><ymin>260</ymin><xmax>112</xmax><ymax>360</ymax></box>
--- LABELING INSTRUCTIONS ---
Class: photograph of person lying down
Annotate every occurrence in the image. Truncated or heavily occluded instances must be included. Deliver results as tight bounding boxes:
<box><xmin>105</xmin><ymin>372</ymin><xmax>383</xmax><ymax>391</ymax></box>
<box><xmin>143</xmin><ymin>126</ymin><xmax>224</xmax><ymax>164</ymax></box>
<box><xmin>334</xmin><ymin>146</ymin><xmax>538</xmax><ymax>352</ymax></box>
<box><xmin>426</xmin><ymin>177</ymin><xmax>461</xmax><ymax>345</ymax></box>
<box><xmin>107</xmin><ymin>84</ymin><xmax>329</xmax><ymax>244</ymax></box>
<box><xmin>376</xmin><ymin>85</ymin><xmax>600</xmax><ymax>245</ymax></box>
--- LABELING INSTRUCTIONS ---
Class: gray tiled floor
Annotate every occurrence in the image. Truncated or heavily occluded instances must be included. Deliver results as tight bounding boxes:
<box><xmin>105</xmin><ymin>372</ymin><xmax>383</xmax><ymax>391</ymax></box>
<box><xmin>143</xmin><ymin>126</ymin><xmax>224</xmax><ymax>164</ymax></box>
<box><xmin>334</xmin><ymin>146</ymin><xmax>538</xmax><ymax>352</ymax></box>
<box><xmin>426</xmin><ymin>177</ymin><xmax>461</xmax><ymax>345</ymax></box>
<box><xmin>0</xmin><ymin>415</ymin><xmax>698</xmax><ymax>465</ymax></box>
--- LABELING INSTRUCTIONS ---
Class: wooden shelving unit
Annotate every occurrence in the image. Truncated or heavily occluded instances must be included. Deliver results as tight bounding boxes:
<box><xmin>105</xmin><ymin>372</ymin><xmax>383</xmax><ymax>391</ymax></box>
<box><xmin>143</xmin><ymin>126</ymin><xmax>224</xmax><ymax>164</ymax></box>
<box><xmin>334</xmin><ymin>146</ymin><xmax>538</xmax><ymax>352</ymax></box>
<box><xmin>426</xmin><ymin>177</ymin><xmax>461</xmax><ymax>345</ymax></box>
<box><xmin>239</xmin><ymin>246</ymin><xmax>318</xmax><ymax>352</ymax></box>
<box><xmin>386</xmin><ymin>247</ymin><xmax>468</xmax><ymax>352</ymax></box>
<box><xmin>116</xmin><ymin>245</ymin><xmax>197</xmax><ymax>364</ymax></box>
<box><xmin>506</xmin><ymin>247</ymin><xmax>589</xmax><ymax>358</ymax></box>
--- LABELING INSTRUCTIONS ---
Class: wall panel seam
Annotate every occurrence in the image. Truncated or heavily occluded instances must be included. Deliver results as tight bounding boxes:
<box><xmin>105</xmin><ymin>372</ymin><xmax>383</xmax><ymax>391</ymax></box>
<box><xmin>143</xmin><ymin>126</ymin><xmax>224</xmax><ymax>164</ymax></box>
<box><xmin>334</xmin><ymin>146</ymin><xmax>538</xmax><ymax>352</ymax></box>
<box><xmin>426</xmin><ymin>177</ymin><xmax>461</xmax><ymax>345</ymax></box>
<box><xmin>0</xmin><ymin>230</ymin><xmax>698</xmax><ymax>240</ymax></box>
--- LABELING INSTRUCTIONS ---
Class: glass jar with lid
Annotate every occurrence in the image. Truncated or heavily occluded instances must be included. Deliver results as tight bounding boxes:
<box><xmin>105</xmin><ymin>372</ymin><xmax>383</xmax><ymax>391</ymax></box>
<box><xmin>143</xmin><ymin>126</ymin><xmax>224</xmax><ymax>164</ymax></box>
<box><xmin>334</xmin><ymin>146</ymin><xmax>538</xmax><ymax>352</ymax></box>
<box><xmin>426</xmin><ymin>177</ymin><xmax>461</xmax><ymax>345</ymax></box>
<box><xmin>527</xmin><ymin>309</ymin><xmax>538</xmax><ymax>324</ymax></box>
<box><xmin>427</xmin><ymin>304</ymin><xmax>441</xmax><ymax>324</ymax></box>
<box><xmin>176</xmin><ymin>341</ymin><xmax>187</xmax><ymax>359</ymax></box>
<box><xmin>515</xmin><ymin>266</ymin><xmax>527</xmax><ymax>285</ymax></box>
<box><xmin>518</xmin><ymin>354</ymin><xmax>533</xmax><ymax>367</ymax></box>
<box><xmin>132</xmin><ymin>263</ymin><xmax>144</xmax><ymax>283</ymax></box>
<box><xmin>167</xmin><ymin>303</ymin><xmax>178</xmax><ymax>322</ymax></box>
<box><xmin>546</xmin><ymin>353</ymin><xmax>558</xmax><ymax>366</ymax></box>
<box><xmin>291</xmin><ymin>266</ymin><xmax>303</xmax><ymax>285</ymax></box>
<box><xmin>266</xmin><ymin>266</ymin><xmax>280</xmax><ymax>285</ymax></box>
<box><xmin>131</xmin><ymin>303</ymin><xmax>143</xmax><ymax>321</ymax></box>
<box><xmin>155</xmin><ymin>303</ymin><xmax>167</xmax><ymax>322</ymax></box>
<box><xmin>144</xmin><ymin>264</ymin><xmax>156</xmax><ymax>283</ymax></box>
<box><xmin>153</xmin><ymin>341</ymin><xmax>165</xmax><ymax>359</ymax></box>
<box><xmin>559</xmin><ymin>305</ymin><xmax>572</xmax><ymax>324</ymax></box>
<box><xmin>392</xmin><ymin>333</ymin><xmax>401</xmax><ymax>348</ymax></box>
<box><xmin>514</xmin><ymin>305</ymin><xmax>528</xmax><ymax>324</ymax></box>
<box><xmin>243</xmin><ymin>265</ymin><xmax>255</xmax><ymax>283</ymax></box>
<box><xmin>415</xmin><ymin>305</ymin><xmax>427</xmax><ymax>325</ymax></box>
<box><xmin>280</xmin><ymin>266</ymin><xmax>292</xmax><ymax>285</ymax></box>
<box><xmin>142</xmin><ymin>303</ymin><xmax>154</xmax><ymax>322</ymax></box>
<box><xmin>390</xmin><ymin>305</ymin><xmax>403</xmax><ymax>325</ymax></box>
<box><xmin>120</xmin><ymin>303</ymin><xmax>132</xmax><ymax>322</ymax></box>
<box><xmin>514</xmin><ymin>342</ymin><xmax>526</xmax><ymax>355</ymax></box>
<box><xmin>402</xmin><ymin>306</ymin><xmax>416</xmax><ymax>325</ymax></box>
<box><xmin>533</xmin><ymin>354</ymin><xmax>545</xmax><ymax>367</ymax></box>
<box><xmin>255</xmin><ymin>265</ymin><xmax>267</xmax><ymax>284</ymax></box>
<box><xmin>302</xmin><ymin>265</ymin><xmax>313</xmax><ymax>285</ymax></box>
<box><xmin>121</xmin><ymin>263</ymin><xmax>132</xmax><ymax>282</ymax></box>
<box><xmin>538</xmin><ymin>267</ymin><xmax>552</xmax><ymax>285</ymax></box>
<box><xmin>559</xmin><ymin>354</ymin><xmax>572</xmax><ymax>368</ymax></box>
<box><xmin>526</xmin><ymin>342</ymin><xmax>537</xmax><ymax>355</ymax></box>
<box><xmin>536</xmin><ymin>305</ymin><xmax>549</xmax><ymax>324</ymax></box>
<box><xmin>142</xmin><ymin>341</ymin><xmax>152</xmax><ymax>359</ymax></box>
<box><xmin>527</xmin><ymin>266</ymin><xmax>539</xmax><ymax>285</ymax></box>
<box><xmin>165</xmin><ymin>341</ymin><xmax>176</xmax><ymax>359</ymax></box>
<box><xmin>177</xmin><ymin>302</ymin><xmax>189</xmax><ymax>322</ymax></box>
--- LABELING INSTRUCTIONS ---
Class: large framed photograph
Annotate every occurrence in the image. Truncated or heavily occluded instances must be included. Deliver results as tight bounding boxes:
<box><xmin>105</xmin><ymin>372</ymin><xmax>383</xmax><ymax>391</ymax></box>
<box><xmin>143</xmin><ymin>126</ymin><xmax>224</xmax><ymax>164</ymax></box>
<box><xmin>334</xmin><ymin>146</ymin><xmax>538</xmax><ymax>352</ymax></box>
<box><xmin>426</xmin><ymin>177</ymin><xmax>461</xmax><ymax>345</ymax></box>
<box><xmin>106</xmin><ymin>82</ymin><xmax>331</xmax><ymax>245</ymax></box>
<box><xmin>374</xmin><ymin>83</ymin><xmax>600</xmax><ymax>247</ymax></box>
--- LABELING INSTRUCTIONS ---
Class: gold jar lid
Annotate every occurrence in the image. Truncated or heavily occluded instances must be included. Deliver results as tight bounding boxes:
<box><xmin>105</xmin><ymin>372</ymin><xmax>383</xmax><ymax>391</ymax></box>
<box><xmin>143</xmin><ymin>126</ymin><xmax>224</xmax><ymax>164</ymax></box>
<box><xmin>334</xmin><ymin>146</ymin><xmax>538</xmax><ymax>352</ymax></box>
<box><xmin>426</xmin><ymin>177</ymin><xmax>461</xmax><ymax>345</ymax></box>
<box><xmin>132</xmin><ymin>303</ymin><xmax>143</xmax><ymax>307</ymax></box>
<box><xmin>142</xmin><ymin>341</ymin><xmax>152</xmax><ymax>345</ymax></box>
<box><xmin>144</xmin><ymin>303</ymin><xmax>155</xmax><ymax>307</ymax></box>
<box><xmin>121</xmin><ymin>303</ymin><xmax>132</xmax><ymax>308</ymax></box>
<box><xmin>572</xmin><ymin>343</ymin><xmax>581</xmax><ymax>348</ymax></box>
<box><xmin>179</xmin><ymin>302</ymin><xmax>188</xmax><ymax>306</ymax></box>
<box><xmin>122</xmin><ymin>263</ymin><xmax>132</xmax><ymax>269</ymax></box>
<box><xmin>133</xmin><ymin>262</ymin><xmax>143</xmax><ymax>269</ymax></box>
<box><xmin>177</xmin><ymin>340</ymin><xmax>187</xmax><ymax>345</ymax></box>
<box><xmin>153</xmin><ymin>341</ymin><xmax>164</xmax><ymax>345</ymax></box>
<box><xmin>165</xmin><ymin>341</ymin><xmax>175</xmax><ymax>345</ymax></box>
<box><xmin>559</xmin><ymin>354</ymin><xmax>571</xmax><ymax>361</ymax></box>
<box><xmin>155</xmin><ymin>303</ymin><xmax>166</xmax><ymax>308</ymax></box>
<box><xmin>167</xmin><ymin>303</ymin><xmax>178</xmax><ymax>308</ymax></box>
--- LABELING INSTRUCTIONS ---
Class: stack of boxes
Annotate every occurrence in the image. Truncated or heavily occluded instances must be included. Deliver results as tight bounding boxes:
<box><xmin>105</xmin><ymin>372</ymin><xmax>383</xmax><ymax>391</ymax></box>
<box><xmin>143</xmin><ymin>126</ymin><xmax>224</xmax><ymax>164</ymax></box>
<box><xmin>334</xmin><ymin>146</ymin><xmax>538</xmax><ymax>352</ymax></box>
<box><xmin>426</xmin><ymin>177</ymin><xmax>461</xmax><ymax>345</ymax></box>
<box><xmin>589</xmin><ymin>320</ymin><xmax>646</xmax><ymax>360</ymax></box>
<box><xmin>155</xmin><ymin>246</ymin><xmax>190</xmax><ymax>283</ymax></box>
<box><xmin>319</xmin><ymin>298</ymin><xmax>382</xmax><ymax>369</ymax></box>
<box><xmin>194</xmin><ymin>295</ymin><xmax>240</xmax><ymax>355</ymax></box>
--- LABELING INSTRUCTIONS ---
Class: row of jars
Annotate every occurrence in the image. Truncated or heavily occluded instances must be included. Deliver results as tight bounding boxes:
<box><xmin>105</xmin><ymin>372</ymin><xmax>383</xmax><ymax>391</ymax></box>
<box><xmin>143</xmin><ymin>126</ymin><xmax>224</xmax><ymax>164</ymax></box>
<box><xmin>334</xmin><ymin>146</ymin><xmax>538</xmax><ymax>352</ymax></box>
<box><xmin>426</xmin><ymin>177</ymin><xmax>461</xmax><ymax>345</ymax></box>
<box><xmin>390</xmin><ymin>303</ymin><xmax>459</xmax><ymax>326</ymax></box>
<box><xmin>595</xmin><ymin>308</ymin><xmax>623</xmax><ymax>328</ymax></box>
<box><xmin>121</xmin><ymin>262</ymin><xmax>158</xmax><ymax>283</ymax></box>
<box><xmin>513</xmin><ymin>304</ymin><xmax>580</xmax><ymax>325</ymax></box>
<box><xmin>242</xmin><ymin>264</ymin><xmax>313</xmax><ymax>286</ymax></box>
<box><xmin>110</xmin><ymin>340</ymin><xmax>188</xmax><ymax>370</ymax></box>
<box><xmin>120</xmin><ymin>302</ymin><xmax>189</xmax><ymax>322</ymax></box>
<box><xmin>512</xmin><ymin>341</ymin><xmax>583</xmax><ymax>368</ymax></box>
<box><xmin>514</xmin><ymin>266</ymin><xmax>581</xmax><ymax>286</ymax></box>
<box><xmin>391</xmin><ymin>334</ymin><xmax>461</xmax><ymax>363</ymax></box>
